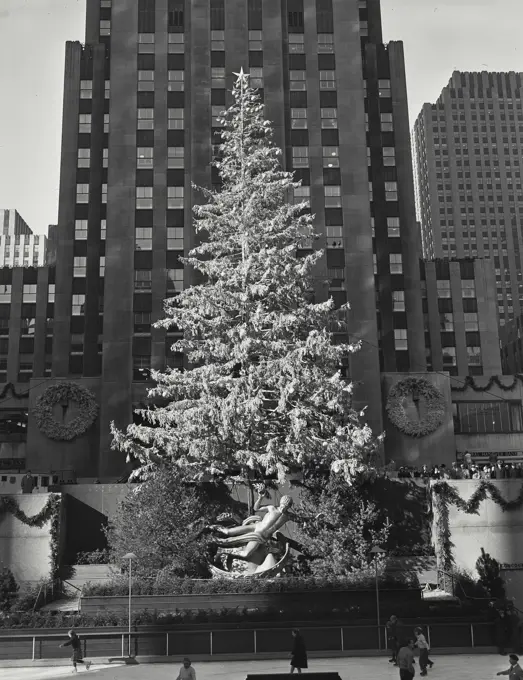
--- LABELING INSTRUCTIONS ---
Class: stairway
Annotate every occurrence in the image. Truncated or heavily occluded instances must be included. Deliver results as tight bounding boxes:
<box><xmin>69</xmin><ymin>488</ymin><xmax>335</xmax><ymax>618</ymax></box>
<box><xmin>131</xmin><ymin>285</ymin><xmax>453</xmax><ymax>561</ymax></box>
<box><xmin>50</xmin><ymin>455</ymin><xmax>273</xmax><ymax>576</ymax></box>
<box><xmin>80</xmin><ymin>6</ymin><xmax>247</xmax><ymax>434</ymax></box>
<box><xmin>40</xmin><ymin>564</ymin><xmax>116</xmax><ymax>612</ymax></box>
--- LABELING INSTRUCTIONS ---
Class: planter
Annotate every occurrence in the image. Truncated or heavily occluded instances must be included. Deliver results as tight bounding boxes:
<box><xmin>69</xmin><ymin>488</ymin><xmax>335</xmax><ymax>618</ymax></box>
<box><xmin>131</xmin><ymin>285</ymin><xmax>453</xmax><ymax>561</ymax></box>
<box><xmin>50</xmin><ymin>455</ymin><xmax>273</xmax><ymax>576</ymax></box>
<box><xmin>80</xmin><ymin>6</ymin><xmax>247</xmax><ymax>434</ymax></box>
<box><xmin>80</xmin><ymin>588</ymin><xmax>422</xmax><ymax>616</ymax></box>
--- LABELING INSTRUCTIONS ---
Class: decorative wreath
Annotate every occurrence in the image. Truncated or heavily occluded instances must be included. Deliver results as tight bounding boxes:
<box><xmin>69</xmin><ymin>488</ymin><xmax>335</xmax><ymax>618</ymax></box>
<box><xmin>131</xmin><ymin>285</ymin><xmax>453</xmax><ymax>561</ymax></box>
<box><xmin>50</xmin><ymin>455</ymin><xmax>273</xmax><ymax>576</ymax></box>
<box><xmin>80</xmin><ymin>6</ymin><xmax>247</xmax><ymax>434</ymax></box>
<box><xmin>386</xmin><ymin>377</ymin><xmax>446</xmax><ymax>438</ymax></box>
<box><xmin>34</xmin><ymin>382</ymin><xmax>99</xmax><ymax>441</ymax></box>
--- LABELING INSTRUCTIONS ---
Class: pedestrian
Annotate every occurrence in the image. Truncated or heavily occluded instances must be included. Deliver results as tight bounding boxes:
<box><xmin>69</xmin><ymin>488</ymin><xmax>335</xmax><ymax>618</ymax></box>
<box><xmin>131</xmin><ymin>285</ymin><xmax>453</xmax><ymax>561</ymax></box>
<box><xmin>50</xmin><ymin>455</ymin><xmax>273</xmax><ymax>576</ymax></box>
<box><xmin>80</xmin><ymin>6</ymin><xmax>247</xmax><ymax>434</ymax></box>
<box><xmin>497</xmin><ymin>653</ymin><xmax>523</xmax><ymax>679</ymax></box>
<box><xmin>497</xmin><ymin>609</ymin><xmax>510</xmax><ymax>655</ymax></box>
<box><xmin>290</xmin><ymin>628</ymin><xmax>308</xmax><ymax>674</ymax></box>
<box><xmin>397</xmin><ymin>639</ymin><xmax>416</xmax><ymax>680</ymax></box>
<box><xmin>414</xmin><ymin>627</ymin><xmax>434</xmax><ymax>676</ymax></box>
<box><xmin>59</xmin><ymin>629</ymin><xmax>91</xmax><ymax>673</ymax></box>
<box><xmin>387</xmin><ymin>614</ymin><xmax>400</xmax><ymax>665</ymax></box>
<box><xmin>175</xmin><ymin>657</ymin><xmax>196</xmax><ymax>680</ymax></box>
<box><xmin>21</xmin><ymin>470</ymin><xmax>35</xmax><ymax>494</ymax></box>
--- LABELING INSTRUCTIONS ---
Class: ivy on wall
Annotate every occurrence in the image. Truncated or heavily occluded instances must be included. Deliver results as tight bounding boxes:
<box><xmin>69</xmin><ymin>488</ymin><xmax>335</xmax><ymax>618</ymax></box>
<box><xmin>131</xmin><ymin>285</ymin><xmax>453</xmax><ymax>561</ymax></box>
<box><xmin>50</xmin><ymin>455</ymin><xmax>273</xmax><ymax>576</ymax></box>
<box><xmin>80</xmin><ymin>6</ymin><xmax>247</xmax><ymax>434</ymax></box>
<box><xmin>0</xmin><ymin>494</ymin><xmax>62</xmax><ymax>580</ymax></box>
<box><xmin>432</xmin><ymin>481</ymin><xmax>523</xmax><ymax>572</ymax></box>
<box><xmin>451</xmin><ymin>374</ymin><xmax>523</xmax><ymax>393</ymax></box>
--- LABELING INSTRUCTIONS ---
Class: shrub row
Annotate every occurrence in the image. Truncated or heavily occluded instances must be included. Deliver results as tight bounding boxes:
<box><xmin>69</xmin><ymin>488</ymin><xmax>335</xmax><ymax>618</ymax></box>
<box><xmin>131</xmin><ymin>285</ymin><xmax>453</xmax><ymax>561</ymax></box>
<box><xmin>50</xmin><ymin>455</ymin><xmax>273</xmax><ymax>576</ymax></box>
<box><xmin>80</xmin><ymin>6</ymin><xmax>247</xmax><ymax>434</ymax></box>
<box><xmin>82</xmin><ymin>574</ymin><xmax>418</xmax><ymax>597</ymax></box>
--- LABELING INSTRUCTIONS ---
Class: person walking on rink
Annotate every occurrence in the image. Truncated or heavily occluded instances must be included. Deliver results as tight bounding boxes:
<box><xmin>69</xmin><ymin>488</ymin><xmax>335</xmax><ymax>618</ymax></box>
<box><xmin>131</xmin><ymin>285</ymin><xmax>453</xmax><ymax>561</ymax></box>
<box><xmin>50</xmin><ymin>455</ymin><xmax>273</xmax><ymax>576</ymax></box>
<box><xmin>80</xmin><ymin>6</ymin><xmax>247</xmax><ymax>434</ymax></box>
<box><xmin>414</xmin><ymin>627</ymin><xmax>434</xmax><ymax>676</ymax></box>
<box><xmin>497</xmin><ymin>654</ymin><xmax>523</xmax><ymax>679</ymax></box>
<box><xmin>387</xmin><ymin>614</ymin><xmax>401</xmax><ymax>665</ymax></box>
<box><xmin>290</xmin><ymin>628</ymin><xmax>308</xmax><ymax>674</ymax></box>
<box><xmin>59</xmin><ymin>630</ymin><xmax>91</xmax><ymax>673</ymax></box>
<box><xmin>176</xmin><ymin>657</ymin><xmax>196</xmax><ymax>680</ymax></box>
<box><xmin>397</xmin><ymin>639</ymin><xmax>416</xmax><ymax>680</ymax></box>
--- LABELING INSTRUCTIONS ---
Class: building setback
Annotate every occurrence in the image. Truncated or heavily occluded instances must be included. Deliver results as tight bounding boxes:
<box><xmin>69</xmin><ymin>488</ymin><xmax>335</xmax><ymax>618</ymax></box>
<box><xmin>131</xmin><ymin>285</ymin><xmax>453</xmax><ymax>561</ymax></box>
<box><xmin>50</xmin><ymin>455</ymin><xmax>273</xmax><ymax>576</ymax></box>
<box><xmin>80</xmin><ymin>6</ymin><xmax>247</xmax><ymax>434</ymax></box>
<box><xmin>421</xmin><ymin>257</ymin><xmax>501</xmax><ymax>376</ymax></box>
<box><xmin>414</xmin><ymin>71</ymin><xmax>523</xmax><ymax>327</ymax></box>
<box><xmin>35</xmin><ymin>0</ymin><xmax>425</xmax><ymax>477</ymax></box>
<box><xmin>0</xmin><ymin>210</ymin><xmax>48</xmax><ymax>267</ymax></box>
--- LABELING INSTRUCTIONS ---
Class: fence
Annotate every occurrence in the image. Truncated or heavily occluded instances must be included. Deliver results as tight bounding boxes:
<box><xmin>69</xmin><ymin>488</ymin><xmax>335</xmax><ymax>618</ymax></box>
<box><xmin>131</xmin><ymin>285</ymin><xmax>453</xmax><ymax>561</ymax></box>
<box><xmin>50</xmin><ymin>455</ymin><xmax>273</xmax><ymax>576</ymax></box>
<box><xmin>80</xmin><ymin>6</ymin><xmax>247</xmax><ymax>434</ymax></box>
<box><xmin>0</xmin><ymin>621</ymin><xmax>497</xmax><ymax>661</ymax></box>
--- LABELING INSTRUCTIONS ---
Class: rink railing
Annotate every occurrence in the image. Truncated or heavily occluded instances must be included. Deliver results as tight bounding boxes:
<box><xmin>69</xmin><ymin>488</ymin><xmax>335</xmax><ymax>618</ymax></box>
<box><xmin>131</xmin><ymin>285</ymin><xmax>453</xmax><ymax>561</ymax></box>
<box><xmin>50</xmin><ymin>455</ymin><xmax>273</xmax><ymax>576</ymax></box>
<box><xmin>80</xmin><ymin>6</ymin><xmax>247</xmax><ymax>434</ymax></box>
<box><xmin>0</xmin><ymin>621</ymin><xmax>497</xmax><ymax>661</ymax></box>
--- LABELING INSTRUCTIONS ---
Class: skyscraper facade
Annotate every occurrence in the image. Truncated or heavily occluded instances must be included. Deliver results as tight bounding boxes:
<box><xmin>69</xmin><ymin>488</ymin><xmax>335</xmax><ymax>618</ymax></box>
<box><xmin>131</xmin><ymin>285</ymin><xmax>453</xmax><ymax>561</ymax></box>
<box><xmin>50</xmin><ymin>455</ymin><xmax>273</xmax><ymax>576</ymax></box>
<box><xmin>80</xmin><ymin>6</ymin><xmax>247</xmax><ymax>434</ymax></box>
<box><xmin>414</xmin><ymin>71</ymin><xmax>523</xmax><ymax>327</ymax></box>
<box><xmin>48</xmin><ymin>0</ymin><xmax>424</xmax><ymax>477</ymax></box>
<box><xmin>0</xmin><ymin>210</ymin><xmax>48</xmax><ymax>268</ymax></box>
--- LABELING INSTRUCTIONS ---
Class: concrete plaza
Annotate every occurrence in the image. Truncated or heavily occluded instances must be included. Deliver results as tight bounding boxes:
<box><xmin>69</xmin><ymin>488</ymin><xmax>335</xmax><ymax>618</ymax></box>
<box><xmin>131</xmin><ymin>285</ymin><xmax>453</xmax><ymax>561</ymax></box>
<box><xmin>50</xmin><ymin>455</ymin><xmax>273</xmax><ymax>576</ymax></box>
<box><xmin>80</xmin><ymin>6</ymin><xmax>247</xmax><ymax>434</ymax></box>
<box><xmin>0</xmin><ymin>654</ymin><xmax>512</xmax><ymax>680</ymax></box>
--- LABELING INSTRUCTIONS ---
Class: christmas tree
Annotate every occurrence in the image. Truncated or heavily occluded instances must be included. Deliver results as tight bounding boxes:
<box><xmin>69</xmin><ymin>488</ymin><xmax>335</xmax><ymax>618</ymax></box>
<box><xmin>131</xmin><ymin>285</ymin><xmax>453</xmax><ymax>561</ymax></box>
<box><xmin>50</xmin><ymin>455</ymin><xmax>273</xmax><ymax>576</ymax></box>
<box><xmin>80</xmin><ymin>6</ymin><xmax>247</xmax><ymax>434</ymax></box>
<box><xmin>112</xmin><ymin>70</ymin><xmax>379</xmax><ymax>485</ymax></box>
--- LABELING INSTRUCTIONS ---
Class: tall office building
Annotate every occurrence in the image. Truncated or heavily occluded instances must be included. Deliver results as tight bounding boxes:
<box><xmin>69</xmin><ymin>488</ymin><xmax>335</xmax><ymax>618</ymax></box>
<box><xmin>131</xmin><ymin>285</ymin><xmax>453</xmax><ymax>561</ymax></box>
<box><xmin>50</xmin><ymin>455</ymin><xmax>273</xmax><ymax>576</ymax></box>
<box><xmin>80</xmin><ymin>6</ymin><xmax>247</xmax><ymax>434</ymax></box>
<box><xmin>47</xmin><ymin>0</ymin><xmax>424</xmax><ymax>477</ymax></box>
<box><xmin>414</xmin><ymin>71</ymin><xmax>523</xmax><ymax>327</ymax></box>
<box><xmin>0</xmin><ymin>210</ymin><xmax>48</xmax><ymax>267</ymax></box>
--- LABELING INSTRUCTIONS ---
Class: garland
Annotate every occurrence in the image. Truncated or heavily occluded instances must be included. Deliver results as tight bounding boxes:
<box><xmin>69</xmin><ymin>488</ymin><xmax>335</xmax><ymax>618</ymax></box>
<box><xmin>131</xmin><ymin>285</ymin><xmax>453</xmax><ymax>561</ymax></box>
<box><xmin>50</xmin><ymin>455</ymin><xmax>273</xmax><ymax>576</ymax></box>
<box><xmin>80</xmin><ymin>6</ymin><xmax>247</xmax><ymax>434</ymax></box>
<box><xmin>34</xmin><ymin>382</ymin><xmax>99</xmax><ymax>441</ymax></box>
<box><xmin>0</xmin><ymin>494</ymin><xmax>62</xmax><ymax>579</ymax></box>
<box><xmin>386</xmin><ymin>377</ymin><xmax>446</xmax><ymax>438</ymax></box>
<box><xmin>451</xmin><ymin>374</ymin><xmax>523</xmax><ymax>393</ymax></box>
<box><xmin>432</xmin><ymin>481</ymin><xmax>523</xmax><ymax>572</ymax></box>
<box><xmin>0</xmin><ymin>383</ymin><xmax>29</xmax><ymax>400</ymax></box>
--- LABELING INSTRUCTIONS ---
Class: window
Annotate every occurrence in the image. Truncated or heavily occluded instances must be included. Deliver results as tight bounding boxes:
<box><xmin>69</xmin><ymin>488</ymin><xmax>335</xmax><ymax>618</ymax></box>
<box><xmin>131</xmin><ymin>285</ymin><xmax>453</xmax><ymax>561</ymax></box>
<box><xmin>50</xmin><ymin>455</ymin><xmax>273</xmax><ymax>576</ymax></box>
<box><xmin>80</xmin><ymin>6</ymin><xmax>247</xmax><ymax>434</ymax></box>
<box><xmin>135</xmin><ymin>227</ymin><xmax>152</xmax><ymax>250</ymax></box>
<box><xmin>250</xmin><ymin>68</ymin><xmax>263</xmax><ymax>88</ymax></box>
<box><xmin>136</xmin><ymin>187</ymin><xmax>153</xmax><ymax>209</ymax></box>
<box><xmin>394</xmin><ymin>329</ymin><xmax>408</xmax><ymax>350</ymax></box>
<box><xmin>378</xmin><ymin>79</ymin><xmax>391</xmax><ymax>97</ymax></box>
<box><xmin>442</xmin><ymin>346</ymin><xmax>457</xmax><ymax>366</ymax></box>
<box><xmin>212</xmin><ymin>105</ymin><xmax>225</xmax><ymax>126</ymax></box>
<box><xmin>325</xmin><ymin>226</ymin><xmax>343</xmax><ymax>248</ymax></box>
<box><xmin>462</xmin><ymin>280</ymin><xmax>476</xmax><ymax>297</ymax></box>
<box><xmin>48</xmin><ymin>284</ymin><xmax>55</xmax><ymax>302</ymax></box>
<box><xmin>138</xmin><ymin>70</ymin><xmax>155</xmax><ymax>91</ymax></box>
<box><xmin>18</xmin><ymin>357</ymin><xmax>33</xmax><ymax>382</ymax></box>
<box><xmin>138</xmin><ymin>33</ymin><xmax>155</xmax><ymax>53</ymax></box>
<box><xmin>134</xmin><ymin>312</ymin><xmax>151</xmax><ymax>333</ymax></box>
<box><xmin>319</xmin><ymin>70</ymin><xmax>336</xmax><ymax>90</ymax></box>
<box><xmin>135</xmin><ymin>270</ymin><xmax>152</xmax><ymax>291</ymax></box>
<box><xmin>387</xmin><ymin>217</ymin><xmax>400</xmax><ymax>237</ymax></box>
<box><xmin>102</xmin><ymin>183</ymin><xmax>107</xmax><ymax>204</ymax></box>
<box><xmin>294</xmin><ymin>186</ymin><xmax>310</xmax><ymax>205</ymax></box>
<box><xmin>21</xmin><ymin>317</ymin><xmax>36</xmax><ymax>336</ymax></box>
<box><xmin>104</xmin><ymin>80</ymin><xmax>110</xmax><ymax>98</ymax></box>
<box><xmin>385</xmin><ymin>181</ymin><xmax>398</xmax><ymax>201</ymax></box>
<box><xmin>168</xmin><ymin>70</ymin><xmax>184</xmax><ymax>91</ymax></box>
<box><xmin>290</xmin><ymin>70</ymin><xmax>306</xmax><ymax>91</ymax></box>
<box><xmin>168</xmin><ymin>108</ymin><xmax>184</xmax><ymax>129</ymax></box>
<box><xmin>168</xmin><ymin>33</ymin><xmax>184</xmax><ymax>53</ymax></box>
<box><xmin>324</xmin><ymin>186</ymin><xmax>341</xmax><ymax>208</ymax></box>
<box><xmin>100</xmin><ymin>0</ymin><xmax>112</xmax><ymax>6</ymax></box>
<box><xmin>72</xmin><ymin>294</ymin><xmax>85</xmax><ymax>315</ymax></box>
<box><xmin>76</xmin><ymin>184</ymin><xmax>89</xmax><ymax>204</ymax></box>
<box><xmin>168</xmin><ymin>147</ymin><xmax>184</xmax><ymax>169</ymax></box>
<box><xmin>437</xmin><ymin>280</ymin><xmax>451</xmax><ymax>298</ymax></box>
<box><xmin>467</xmin><ymin>347</ymin><xmax>482</xmax><ymax>365</ymax></box>
<box><xmin>321</xmin><ymin>108</ymin><xmax>337</xmax><ymax>128</ymax></box>
<box><xmin>0</xmin><ymin>285</ymin><xmax>11</xmax><ymax>303</ymax></box>
<box><xmin>292</xmin><ymin>147</ymin><xmax>309</xmax><ymax>168</ymax></box>
<box><xmin>133</xmin><ymin>355</ymin><xmax>151</xmax><ymax>381</ymax></box>
<box><xmin>80</xmin><ymin>80</ymin><xmax>93</xmax><ymax>99</ymax></box>
<box><xmin>137</xmin><ymin>147</ymin><xmax>154</xmax><ymax>168</ymax></box>
<box><xmin>291</xmin><ymin>108</ymin><xmax>308</xmax><ymax>129</ymax></box>
<box><xmin>380</xmin><ymin>113</ymin><xmax>393</xmax><ymax>131</ymax></box>
<box><xmin>77</xmin><ymin>149</ymin><xmax>90</xmax><ymax>168</ymax></box>
<box><xmin>211</xmin><ymin>67</ymin><xmax>226</xmax><ymax>88</ymax></box>
<box><xmin>455</xmin><ymin>401</ymin><xmax>522</xmax><ymax>434</ymax></box>
<box><xmin>211</xmin><ymin>30</ymin><xmax>224</xmax><ymax>51</ymax></box>
<box><xmin>104</xmin><ymin>113</ymin><xmax>110</xmax><ymax>133</ymax></box>
<box><xmin>22</xmin><ymin>284</ymin><xmax>37</xmax><ymax>303</ymax></box>
<box><xmin>323</xmin><ymin>146</ymin><xmax>339</xmax><ymax>168</ymax></box>
<box><xmin>100</xmin><ymin>19</ymin><xmax>111</xmax><ymax>36</ymax></box>
<box><xmin>74</xmin><ymin>256</ymin><xmax>87</xmax><ymax>277</ymax></box>
<box><xmin>167</xmin><ymin>269</ymin><xmax>184</xmax><ymax>294</ymax></box>
<box><xmin>389</xmin><ymin>254</ymin><xmax>402</xmax><ymax>274</ymax></box>
<box><xmin>103</xmin><ymin>148</ymin><xmax>108</xmax><ymax>167</ymax></box>
<box><xmin>464</xmin><ymin>312</ymin><xmax>479</xmax><ymax>331</ymax></box>
<box><xmin>79</xmin><ymin>114</ymin><xmax>91</xmax><ymax>133</ymax></box>
<box><xmin>289</xmin><ymin>34</ymin><xmax>304</xmax><ymax>53</ymax></box>
<box><xmin>99</xmin><ymin>256</ymin><xmax>105</xmax><ymax>277</ymax></box>
<box><xmin>318</xmin><ymin>34</ymin><xmax>334</xmax><ymax>53</ymax></box>
<box><xmin>137</xmin><ymin>108</ymin><xmax>154</xmax><ymax>129</ymax></box>
<box><xmin>393</xmin><ymin>291</ymin><xmax>405</xmax><ymax>311</ymax></box>
<box><xmin>167</xmin><ymin>227</ymin><xmax>184</xmax><ymax>249</ymax></box>
<box><xmin>249</xmin><ymin>30</ymin><xmax>262</xmax><ymax>51</ymax></box>
<box><xmin>101</xmin><ymin>219</ymin><xmax>106</xmax><ymax>240</ymax></box>
<box><xmin>440</xmin><ymin>312</ymin><xmax>454</xmax><ymax>331</ymax></box>
<box><xmin>167</xmin><ymin>186</ymin><xmax>184</xmax><ymax>209</ymax></box>
<box><xmin>383</xmin><ymin>147</ymin><xmax>396</xmax><ymax>166</ymax></box>
<box><xmin>360</xmin><ymin>20</ymin><xmax>368</xmax><ymax>36</ymax></box>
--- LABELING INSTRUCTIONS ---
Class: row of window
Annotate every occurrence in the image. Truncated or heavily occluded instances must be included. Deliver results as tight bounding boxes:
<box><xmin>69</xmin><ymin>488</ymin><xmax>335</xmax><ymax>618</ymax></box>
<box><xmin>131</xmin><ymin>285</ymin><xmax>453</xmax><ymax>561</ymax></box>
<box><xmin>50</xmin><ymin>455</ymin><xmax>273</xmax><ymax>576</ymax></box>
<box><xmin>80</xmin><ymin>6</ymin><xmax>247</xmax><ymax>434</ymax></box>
<box><xmin>373</xmin><ymin>253</ymin><xmax>403</xmax><ymax>275</ymax></box>
<box><xmin>0</xmin><ymin>284</ymin><xmax>55</xmax><ymax>304</ymax></box>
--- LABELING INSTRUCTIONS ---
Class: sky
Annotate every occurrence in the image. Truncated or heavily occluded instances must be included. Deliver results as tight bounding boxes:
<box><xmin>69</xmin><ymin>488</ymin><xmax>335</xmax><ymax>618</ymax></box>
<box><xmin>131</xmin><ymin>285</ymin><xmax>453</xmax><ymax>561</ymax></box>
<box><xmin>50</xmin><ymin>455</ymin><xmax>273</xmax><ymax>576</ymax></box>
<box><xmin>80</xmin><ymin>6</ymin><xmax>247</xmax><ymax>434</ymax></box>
<box><xmin>1</xmin><ymin>0</ymin><xmax>523</xmax><ymax>235</ymax></box>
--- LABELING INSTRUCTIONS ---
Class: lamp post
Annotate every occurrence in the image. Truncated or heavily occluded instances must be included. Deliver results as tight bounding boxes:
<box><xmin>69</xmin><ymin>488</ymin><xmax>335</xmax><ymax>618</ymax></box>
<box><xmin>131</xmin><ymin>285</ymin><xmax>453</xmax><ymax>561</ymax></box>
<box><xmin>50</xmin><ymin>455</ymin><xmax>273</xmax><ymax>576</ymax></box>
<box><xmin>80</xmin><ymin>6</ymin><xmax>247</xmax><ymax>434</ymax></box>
<box><xmin>122</xmin><ymin>553</ymin><xmax>137</xmax><ymax>657</ymax></box>
<box><xmin>370</xmin><ymin>546</ymin><xmax>387</xmax><ymax>650</ymax></box>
